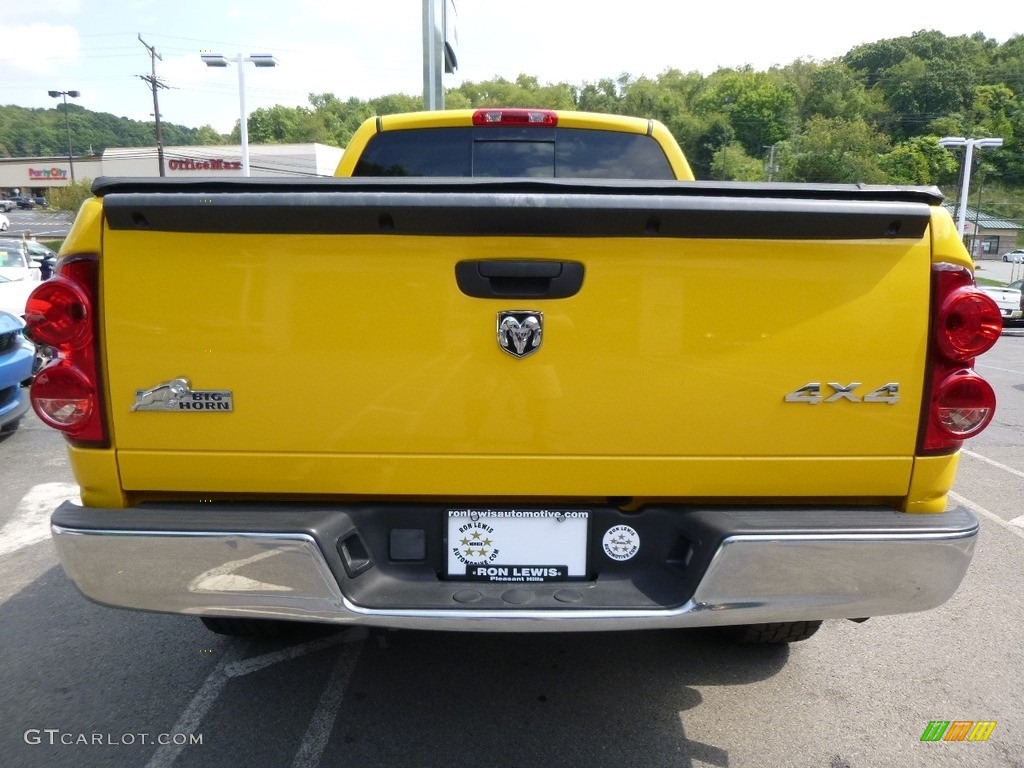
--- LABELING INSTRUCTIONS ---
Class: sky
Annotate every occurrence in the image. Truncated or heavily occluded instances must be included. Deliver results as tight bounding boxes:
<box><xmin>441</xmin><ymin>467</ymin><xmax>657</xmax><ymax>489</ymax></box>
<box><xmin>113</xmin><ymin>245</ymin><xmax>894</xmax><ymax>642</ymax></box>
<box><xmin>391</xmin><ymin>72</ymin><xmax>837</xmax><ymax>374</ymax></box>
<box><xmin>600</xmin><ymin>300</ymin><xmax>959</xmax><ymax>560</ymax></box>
<box><xmin>1</xmin><ymin>0</ymin><xmax>1020</xmax><ymax>136</ymax></box>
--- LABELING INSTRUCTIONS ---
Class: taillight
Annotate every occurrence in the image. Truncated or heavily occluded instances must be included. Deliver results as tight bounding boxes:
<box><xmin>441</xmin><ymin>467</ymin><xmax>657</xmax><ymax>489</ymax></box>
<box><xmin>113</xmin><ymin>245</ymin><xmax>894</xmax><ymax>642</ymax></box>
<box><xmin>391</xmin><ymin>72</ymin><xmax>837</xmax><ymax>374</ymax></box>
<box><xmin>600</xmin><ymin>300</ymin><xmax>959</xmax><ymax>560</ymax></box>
<box><xmin>31</xmin><ymin>362</ymin><xmax>95</xmax><ymax>429</ymax></box>
<box><xmin>920</xmin><ymin>264</ymin><xmax>1000</xmax><ymax>453</ymax></box>
<box><xmin>935</xmin><ymin>286</ymin><xmax>1002</xmax><ymax>361</ymax></box>
<box><xmin>26</xmin><ymin>255</ymin><xmax>107</xmax><ymax>446</ymax></box>
<box><xmin>22</xmin><ymin>277</ymin><xmax>91</xmax><ymax>349</ymax></box>
<box><xmin>472</xmin><ymin>109</ymin><xmax>558</xmax><ymax>127</ymax></box>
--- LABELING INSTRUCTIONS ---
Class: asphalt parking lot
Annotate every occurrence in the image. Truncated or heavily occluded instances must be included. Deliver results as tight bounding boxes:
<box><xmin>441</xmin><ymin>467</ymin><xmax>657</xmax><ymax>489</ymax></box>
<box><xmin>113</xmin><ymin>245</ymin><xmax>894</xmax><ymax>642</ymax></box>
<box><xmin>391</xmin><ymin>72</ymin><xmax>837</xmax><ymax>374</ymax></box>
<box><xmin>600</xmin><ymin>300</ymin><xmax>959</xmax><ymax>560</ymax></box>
<box><xmin>1</xmin><ymin>208</ymin><xmax>75</xmax><ymax>241</ymax></box>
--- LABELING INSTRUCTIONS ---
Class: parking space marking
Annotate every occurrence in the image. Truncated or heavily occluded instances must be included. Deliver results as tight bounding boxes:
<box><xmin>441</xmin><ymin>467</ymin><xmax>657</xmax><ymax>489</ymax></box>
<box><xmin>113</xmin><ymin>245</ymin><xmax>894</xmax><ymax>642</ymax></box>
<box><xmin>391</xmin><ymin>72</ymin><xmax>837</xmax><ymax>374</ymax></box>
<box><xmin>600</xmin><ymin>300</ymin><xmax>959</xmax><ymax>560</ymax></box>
<box><xmin>145</xmin><ymin>640</ymin><xmax>252</xmax><ymax>768</ymax></box>
<box><xmin>974</xmin><ymin>362</ymin><xmax>1024</xmax><ymax>375</ymax></box>
<box><xmin>0</xmin><ymin>482</ymin><xmax>79</xmax><ymax>558</ymax></box>
<box><xmin>291</xmin><ymin>635</ymin><xmax>366</xmax><ymax>768</ymax></box>
<box><xmin>224</xmin><ymin>627</ymin><xmax>366</xmax><ymax>678</ymax></box>
<box><xmin>950</xmin><ymin>491</ymin><xmax>1024</xmax><ymax>542</ymax></box>
<box><xmin>962</xmin><ymin>449</ymin><xmax>1024</xmax><ymax>480</ymax></box>
<box><xmin>146</xmin><ymin>628</ymin><xmax>366</xmax><ymax>768</ymax></box>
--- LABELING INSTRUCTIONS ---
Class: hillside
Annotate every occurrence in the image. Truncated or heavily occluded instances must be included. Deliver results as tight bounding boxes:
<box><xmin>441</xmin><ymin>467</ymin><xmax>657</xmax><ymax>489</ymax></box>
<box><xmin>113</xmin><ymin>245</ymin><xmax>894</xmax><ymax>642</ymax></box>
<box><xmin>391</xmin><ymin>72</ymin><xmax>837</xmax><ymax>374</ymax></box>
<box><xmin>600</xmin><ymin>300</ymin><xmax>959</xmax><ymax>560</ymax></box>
<box><xmin>2</xmin><ymin>30</ymin><xmax>1022</xmax><ymax>218</ymax></box>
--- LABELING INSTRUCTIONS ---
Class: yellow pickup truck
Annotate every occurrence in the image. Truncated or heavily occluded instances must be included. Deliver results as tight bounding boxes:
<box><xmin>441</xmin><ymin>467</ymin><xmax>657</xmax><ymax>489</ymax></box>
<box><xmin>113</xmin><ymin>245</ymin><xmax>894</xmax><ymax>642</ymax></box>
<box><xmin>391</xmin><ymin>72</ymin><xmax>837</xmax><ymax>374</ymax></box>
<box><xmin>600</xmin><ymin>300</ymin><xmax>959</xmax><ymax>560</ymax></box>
<box><xmin>27</xmin><ymin>109</ymin><xmax>1002</xmax><ymax>644</ymax></box>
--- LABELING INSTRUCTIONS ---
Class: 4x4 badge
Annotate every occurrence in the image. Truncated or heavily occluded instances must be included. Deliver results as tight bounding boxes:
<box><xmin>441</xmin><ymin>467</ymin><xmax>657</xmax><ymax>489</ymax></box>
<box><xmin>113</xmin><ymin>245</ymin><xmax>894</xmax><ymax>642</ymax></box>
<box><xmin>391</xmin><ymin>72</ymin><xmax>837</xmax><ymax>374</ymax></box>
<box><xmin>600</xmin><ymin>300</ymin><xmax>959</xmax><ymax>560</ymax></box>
<box><xmin>497</xmin><ymin>311</ymin><xmax>543</xmax><ymax>358</ymax></box>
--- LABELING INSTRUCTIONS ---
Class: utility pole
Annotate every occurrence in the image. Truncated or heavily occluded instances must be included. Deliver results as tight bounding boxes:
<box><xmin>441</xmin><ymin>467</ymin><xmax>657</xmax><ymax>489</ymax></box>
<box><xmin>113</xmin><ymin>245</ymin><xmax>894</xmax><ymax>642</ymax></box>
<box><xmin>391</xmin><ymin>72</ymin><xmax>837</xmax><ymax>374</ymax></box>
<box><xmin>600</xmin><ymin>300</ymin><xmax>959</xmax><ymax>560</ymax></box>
<box><xmin>764</xmin><ymin>144</ymin><xmax>778</xmax><ymax>182</ymax></box>
<box><xmin>138</xmin><ymin>34</ymin><xmax>168</xmax><ymax>176</ymax></box>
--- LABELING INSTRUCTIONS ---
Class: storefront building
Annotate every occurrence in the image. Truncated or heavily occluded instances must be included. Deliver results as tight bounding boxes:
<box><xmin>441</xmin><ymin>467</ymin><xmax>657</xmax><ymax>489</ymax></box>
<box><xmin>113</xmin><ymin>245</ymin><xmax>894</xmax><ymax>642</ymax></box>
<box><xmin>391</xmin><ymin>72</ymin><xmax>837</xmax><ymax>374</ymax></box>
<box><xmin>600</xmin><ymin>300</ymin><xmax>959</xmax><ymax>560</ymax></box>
<box><xmin>1</xmin><ymin>143</ymin><xmax>344</xmax><ymax>197</ymax></box>
<box><xmin>0</xmin><ymin>157</ymin><xmax>103</xmax><ymax>198</ymax></box>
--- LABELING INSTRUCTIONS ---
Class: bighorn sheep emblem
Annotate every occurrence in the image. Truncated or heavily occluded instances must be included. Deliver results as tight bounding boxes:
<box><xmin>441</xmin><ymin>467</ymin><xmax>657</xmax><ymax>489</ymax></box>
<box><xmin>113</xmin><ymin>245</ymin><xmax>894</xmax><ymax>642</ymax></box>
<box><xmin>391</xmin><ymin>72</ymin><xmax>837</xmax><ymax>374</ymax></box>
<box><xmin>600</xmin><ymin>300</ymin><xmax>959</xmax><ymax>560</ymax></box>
<box><xmin>497</xmin><ymin>312</ymin><xmax>543</xmax><ymax>358</ymax></box>
<box><xmin>131</xmin><ymin>378</ymin><xmax>192</xmax><ymax>411</ymax></box>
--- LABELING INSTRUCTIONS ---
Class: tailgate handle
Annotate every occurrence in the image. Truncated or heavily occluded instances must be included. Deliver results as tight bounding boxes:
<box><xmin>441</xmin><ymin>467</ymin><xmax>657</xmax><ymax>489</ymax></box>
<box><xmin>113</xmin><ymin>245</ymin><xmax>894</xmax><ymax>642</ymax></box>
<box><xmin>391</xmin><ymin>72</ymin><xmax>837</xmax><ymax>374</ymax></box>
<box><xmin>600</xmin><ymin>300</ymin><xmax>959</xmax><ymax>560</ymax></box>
<box><xmin>455</xmin><ymin>260</ymin><xmax>584</xmax><ymax>299</ymax></box>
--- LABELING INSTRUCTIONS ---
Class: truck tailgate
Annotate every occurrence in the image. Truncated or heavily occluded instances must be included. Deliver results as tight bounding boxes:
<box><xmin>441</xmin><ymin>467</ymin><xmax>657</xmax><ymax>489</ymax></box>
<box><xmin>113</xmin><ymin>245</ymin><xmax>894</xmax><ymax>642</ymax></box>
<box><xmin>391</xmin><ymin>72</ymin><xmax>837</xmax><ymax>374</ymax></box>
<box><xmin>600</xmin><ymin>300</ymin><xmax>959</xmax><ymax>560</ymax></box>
<box><xmin>98</xmin><ymin>181</ymin><xmax>933</xmax><ymax>499</ymax></box>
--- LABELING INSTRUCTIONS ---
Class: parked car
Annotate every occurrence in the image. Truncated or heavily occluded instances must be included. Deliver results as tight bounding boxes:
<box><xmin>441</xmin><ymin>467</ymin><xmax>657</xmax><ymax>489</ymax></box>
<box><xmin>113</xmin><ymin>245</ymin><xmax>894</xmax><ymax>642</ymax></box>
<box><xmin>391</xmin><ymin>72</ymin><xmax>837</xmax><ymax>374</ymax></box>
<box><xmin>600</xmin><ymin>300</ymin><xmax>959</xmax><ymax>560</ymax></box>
<box><xmin>0</xmin><ymin>310</ymin><xmax>34</xmax><ymax>431</ymax></box>
<box><xmin>23</xmin><ymin>240</ymin><xmax>58</xmax><ymax>279</ymax></box>
<box><xmin>0</xmin><ymin>200</ymin><xmax>12</xmax><ymax>213</ymax></box>
<box><xmin>0</xmin><ymin>239</ymin><xmax>42</xmax><ymax>282</ymax></box>
<box><xmin>0</xmin><ymin>275</ymin><xmax>35</xmax><ymax>317</ymax></box>
<box><xmin>1002</xmin><ymin>249</ymin><xmax>1024</xmax><ymax>263</ymax></box>
<box><xmin>980</xmin><ymin>278</ymin><xmax>1024</xmax><ymax>324</ymax></box>
<box><xmin>8</xmin><ymin>196</ymin><xmax>35</xmax><ymax>210</ymax></box>
<box><xmin>0</xmin><ymin>213</ymin><xmax>8</xmax><ymax>232</ymax></box>
<box><xmin>31</xmin><ymin>196</ymin><xmax>48</xmax><ymax>208</ymax></box>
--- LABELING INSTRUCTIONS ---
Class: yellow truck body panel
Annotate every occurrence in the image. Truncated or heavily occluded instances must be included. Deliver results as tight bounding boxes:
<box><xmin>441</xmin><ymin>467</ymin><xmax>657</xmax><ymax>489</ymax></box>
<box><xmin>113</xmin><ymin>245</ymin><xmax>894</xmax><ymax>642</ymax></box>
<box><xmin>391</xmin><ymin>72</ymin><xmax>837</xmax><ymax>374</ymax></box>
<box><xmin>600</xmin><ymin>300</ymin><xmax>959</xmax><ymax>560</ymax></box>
<box><xmin>100</xmin><ymin>228</ymin><xmax>929</xmax><ymax>501</ymax></box>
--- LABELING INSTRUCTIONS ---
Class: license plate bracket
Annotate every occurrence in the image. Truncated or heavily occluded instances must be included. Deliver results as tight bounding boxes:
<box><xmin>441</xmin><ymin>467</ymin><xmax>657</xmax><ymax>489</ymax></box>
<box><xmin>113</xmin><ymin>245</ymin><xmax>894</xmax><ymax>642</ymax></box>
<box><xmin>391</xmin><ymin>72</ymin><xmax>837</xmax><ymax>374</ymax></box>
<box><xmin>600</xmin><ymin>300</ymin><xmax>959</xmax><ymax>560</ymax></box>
<box><xmin>445</xmin><ymin>509</ymin><xmax>590</xmax><ymax>583</ymax></box>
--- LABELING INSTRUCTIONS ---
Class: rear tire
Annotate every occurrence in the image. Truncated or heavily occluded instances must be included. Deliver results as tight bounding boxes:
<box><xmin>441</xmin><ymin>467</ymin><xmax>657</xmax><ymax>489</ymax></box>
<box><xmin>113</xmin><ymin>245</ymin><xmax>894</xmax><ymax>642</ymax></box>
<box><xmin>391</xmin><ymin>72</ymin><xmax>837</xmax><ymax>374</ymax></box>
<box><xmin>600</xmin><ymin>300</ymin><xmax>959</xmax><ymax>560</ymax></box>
<box><xmin>719</xmin><ymin>620</ymin><xmax>823</xmax><ymax>644</ymax></box>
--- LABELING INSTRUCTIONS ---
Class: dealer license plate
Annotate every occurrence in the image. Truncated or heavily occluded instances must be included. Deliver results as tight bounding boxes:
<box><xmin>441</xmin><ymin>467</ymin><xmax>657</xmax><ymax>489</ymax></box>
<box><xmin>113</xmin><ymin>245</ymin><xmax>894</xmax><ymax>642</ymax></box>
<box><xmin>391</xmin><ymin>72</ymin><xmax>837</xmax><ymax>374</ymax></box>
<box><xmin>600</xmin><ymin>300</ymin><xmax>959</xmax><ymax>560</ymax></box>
<box><xmin>446</xmin><ymin>509</ymin><xmax>590</xmax><ymax>583</ymax></box>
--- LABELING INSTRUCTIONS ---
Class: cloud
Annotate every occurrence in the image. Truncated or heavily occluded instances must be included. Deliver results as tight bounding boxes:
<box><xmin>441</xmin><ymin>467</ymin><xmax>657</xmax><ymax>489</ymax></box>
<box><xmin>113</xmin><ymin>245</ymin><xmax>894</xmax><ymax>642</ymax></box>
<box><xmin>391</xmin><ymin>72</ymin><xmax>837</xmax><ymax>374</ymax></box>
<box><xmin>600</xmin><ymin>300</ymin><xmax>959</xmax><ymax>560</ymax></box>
<box><xmin>3</xmin><ymin>0</ymin><xmax>81</xmax><ymax>23</ymax></box>
<box><xmin>0</xmin><ymin>24</ymin><xmax>81</xmax><ymax>76</ymax></box>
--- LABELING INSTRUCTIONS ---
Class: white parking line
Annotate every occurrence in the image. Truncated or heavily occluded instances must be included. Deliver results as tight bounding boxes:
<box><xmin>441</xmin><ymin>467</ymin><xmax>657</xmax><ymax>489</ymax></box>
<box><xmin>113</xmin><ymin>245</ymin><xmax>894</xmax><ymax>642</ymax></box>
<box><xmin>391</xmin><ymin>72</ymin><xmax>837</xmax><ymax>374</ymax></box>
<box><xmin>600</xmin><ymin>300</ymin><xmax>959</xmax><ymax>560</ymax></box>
<box><xmin>225</xmin><ymin>628</ymin><xmax>366</xmax><ymax>678</ymax></box>
<box><xmin>962</xmin><ymin>449</ymin><xmax>1024</xmax><ymax>480</ymax></box>
<box><xmin>949</xmin><ymin>491</ymin><xmax>1024</xmax><ymax>542</ymax></box>
<box><xmin>0</xmin><ymin>483</ymin><xmax>79</xmax><ymax>558</ymax></box>
<box><xmin>144</xmin><ymin>641</ymin><xmax>251</xmax><ymax>768</ymax></box>
<box><xmin>974</xmin><ymin>362</ymin><xmax>1024</xmax><ymax>375</ymax></box>
<box><xmin>291</xmin><ymin>637</ymin><xmax>366</xmax><ymax>768</ymax></box>
<box><xmin>145</xmin><ymin>628</ymin><xmax>366</xmax><ymax>768</ymax></box>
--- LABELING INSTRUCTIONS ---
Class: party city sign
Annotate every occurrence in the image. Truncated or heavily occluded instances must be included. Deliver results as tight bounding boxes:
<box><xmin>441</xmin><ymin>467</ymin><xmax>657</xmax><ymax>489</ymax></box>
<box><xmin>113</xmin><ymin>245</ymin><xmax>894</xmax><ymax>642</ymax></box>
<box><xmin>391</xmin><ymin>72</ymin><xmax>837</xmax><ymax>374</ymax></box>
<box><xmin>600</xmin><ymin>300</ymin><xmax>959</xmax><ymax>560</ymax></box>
<box><xmin>28</xmin><ymin>167</ymin><xmax>69</xmax><ymax>180</ymax></box>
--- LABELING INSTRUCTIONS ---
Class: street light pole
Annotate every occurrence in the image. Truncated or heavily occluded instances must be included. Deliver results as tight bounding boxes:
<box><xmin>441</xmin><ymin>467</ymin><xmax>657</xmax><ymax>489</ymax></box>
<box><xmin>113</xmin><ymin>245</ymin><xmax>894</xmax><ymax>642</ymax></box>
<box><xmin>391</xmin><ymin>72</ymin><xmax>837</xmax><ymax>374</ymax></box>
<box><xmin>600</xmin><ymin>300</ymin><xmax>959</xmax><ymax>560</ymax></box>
<box><xmin>201</xmin><ymin>53</ymin><xmax>278</xmax><ymax>177</ymax></box>
<box><xmin>938</xmin><ymin>136</ymin><xmax>1004</xmax><ymax>240</ymax></box>
<box><xmin>47</xmin><ymin>89</ymin><xmax>80</xmax><ymax>183</ymax></box>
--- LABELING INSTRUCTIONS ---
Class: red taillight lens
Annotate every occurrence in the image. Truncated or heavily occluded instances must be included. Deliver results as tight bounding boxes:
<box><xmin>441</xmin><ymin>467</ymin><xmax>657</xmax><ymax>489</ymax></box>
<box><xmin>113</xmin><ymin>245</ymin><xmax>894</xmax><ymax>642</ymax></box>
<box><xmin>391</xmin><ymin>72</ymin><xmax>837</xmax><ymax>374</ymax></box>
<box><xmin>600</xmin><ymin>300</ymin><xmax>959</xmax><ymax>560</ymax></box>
<box><xmin>920</xmin><ymin>264</ymin><xmax>999</xmax><ymax>454</ymax></box>
<box><xmin>936</xmin><ymin>286</ymin><xmax>1001</xmax><ymax>361</ymax></box>
<box><xmin>472</xmin><ymin>109</ymin><xmax>558</xmax><ymax>127</ymax></box>
<box><xmin>24</xmin><ymin>276</ymin><xmax>92</xmax><ymax>349</ymax></box>
<box><xmin>28</xmin><ymin>254</ymin><xmax>107</xmax><ymax>446</ymax></box>
<box><xmin>933</xmin><ymin>370</ymin><xmax>995</xmax><ymax>440</ymax></box>
<box><xmin>31</xmin><ymin>361</ymin><xmax>95</xmax><ymax>431</ymax></box>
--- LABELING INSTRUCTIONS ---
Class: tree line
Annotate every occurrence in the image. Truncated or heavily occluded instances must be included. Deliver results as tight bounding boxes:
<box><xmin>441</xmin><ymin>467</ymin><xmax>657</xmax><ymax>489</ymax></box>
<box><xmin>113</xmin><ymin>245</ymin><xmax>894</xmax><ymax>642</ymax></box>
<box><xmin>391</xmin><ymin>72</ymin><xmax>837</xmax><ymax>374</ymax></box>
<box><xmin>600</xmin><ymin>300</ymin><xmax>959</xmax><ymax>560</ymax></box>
<box><xmin>2</xmin><ymin>29</ymin><xmax>1022</xmax><ymax>216</ymax></box>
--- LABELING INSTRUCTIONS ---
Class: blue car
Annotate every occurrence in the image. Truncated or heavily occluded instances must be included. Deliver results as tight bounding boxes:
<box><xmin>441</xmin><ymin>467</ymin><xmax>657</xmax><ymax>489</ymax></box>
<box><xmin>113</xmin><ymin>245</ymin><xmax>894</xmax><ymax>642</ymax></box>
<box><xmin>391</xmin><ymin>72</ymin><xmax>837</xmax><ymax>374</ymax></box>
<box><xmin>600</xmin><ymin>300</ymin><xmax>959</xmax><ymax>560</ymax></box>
<box><xmin>0</xmin><ymin>311</ymin><xmax>34</xmax><ymax>431</ymax></box>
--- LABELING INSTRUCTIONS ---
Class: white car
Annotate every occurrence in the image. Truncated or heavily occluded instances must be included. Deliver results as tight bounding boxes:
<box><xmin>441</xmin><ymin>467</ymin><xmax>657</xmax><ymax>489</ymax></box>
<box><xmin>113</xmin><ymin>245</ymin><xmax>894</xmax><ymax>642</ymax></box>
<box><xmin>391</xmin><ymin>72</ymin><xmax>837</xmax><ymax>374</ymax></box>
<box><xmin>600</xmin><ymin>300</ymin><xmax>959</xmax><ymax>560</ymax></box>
<box><xmin>0</xmin><ymin>275</ymin><xmax>35</xmax><ymax>318</ymax></box>
<box><xmin>981</xmin><ymin>279</ymin><xmax>1023</xmax><ymax>323</ymax></box>
<box><xmin>0</xmin><ymin>212</ymin><xmax>8</xmax><ymax>231</ymax></box>
<box><xmin>1002</xmin><ymin>249</ymin><xmax>1024</xmax><ymax>263</ymax></box>
<box><xmin>0</xmin><ymin>239</ymin><xmax>41</xmax><ymax>282</ymax></box>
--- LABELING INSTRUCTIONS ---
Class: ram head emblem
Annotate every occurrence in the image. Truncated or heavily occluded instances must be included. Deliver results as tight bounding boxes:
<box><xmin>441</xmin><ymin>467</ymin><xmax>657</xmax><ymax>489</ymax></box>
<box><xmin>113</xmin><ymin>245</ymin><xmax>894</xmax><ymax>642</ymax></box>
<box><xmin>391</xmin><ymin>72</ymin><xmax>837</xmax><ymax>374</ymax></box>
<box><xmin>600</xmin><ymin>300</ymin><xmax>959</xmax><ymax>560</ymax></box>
<box><xmin>497</xmin><ymin>312</ymin><xmax>543</xmax><ymax>359</ymax></box>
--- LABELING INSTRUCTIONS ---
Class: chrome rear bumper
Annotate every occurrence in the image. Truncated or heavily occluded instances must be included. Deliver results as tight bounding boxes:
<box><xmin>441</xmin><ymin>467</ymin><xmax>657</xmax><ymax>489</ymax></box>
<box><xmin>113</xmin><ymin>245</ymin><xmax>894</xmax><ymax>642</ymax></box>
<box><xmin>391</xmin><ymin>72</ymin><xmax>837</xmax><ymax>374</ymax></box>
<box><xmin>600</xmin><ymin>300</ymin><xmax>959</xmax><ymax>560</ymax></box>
<box><xmin>51</xmin><ymin>502</ymin><xmax>978</xmax><ymax>632</ymax></box>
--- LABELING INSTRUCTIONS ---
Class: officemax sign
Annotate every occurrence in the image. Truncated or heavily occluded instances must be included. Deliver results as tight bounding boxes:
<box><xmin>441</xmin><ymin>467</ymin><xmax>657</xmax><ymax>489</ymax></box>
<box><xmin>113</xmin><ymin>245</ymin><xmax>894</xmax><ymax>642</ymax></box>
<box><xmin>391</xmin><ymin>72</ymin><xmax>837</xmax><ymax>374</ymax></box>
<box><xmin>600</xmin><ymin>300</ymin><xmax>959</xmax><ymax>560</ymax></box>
<box><xmin>167</xmin><ymin>158</ymin><xmax>242</xmax><ymax>172</ymax></box>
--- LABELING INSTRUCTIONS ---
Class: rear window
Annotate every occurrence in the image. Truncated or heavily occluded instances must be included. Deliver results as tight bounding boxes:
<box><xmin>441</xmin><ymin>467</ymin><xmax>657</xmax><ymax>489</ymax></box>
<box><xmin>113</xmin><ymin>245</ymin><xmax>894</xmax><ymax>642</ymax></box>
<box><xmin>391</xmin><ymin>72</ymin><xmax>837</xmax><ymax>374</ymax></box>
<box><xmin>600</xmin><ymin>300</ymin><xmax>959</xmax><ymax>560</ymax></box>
<box><xmin>353</xmin><ymin>126</ymin><xmax>674</xmax><ymax>179</ymax></box>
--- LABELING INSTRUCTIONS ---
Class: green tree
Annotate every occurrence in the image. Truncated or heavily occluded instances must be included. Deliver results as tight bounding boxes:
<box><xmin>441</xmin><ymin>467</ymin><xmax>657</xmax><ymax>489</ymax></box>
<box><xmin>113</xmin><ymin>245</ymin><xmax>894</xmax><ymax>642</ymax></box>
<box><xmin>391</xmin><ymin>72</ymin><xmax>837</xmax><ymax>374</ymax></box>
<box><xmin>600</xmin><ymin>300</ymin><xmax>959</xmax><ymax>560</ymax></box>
<box><xmin>971</xmin><ymin>84</ymin><xmax>1016</xmax><ymax>142</ymax></box>
<box><xmin>194</xmin><ymin>125</ymin><xmax>227</xmax><ymax>145</ymax></box>
<box><xmin>48</xmin><ymin>179</ymin><xmax>93</xmax><ymax>212</ymax></box>
<box><xmin>801</xmin><ymin>62</ymin><xmax>882</xmax><ymax>122</ymax></box>
<box><xmin>710</xmin><ymin>143</ymin><xmax>765</xmax><ymax>181</ymax></box>
<box><xmin>695</xmin><ymin>68</ymin><xmax>797</xmax><ymax>156</ymax></box>
<box><xmin>781</xmin><ymin>116</ymin><xmax>889</xmax><ymax>183</ymax></box>
<box><xmin>879</xmin><ymin>136</ymin><xmax>959</xmax><ymax>185</ymax></box>
<box><xmin>450</xmin><ymin>74</ymin><xmax>576</xmax><ymax>109</ymax></box>
<box><xmin>576</xmin><ymin>77</ymin><xmax>624</xmax><ymax>114</ymax></box>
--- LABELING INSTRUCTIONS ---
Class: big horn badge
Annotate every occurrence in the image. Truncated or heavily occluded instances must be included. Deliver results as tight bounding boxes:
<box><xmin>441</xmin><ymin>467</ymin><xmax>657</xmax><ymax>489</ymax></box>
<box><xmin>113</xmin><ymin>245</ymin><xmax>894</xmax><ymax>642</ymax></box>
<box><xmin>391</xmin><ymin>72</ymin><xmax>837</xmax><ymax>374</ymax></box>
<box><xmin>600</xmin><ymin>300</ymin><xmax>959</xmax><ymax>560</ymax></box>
<box><xmin>497</xmin><ymin>311</ymin><xmax>543</xmax><ymax>358</ymax></box>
